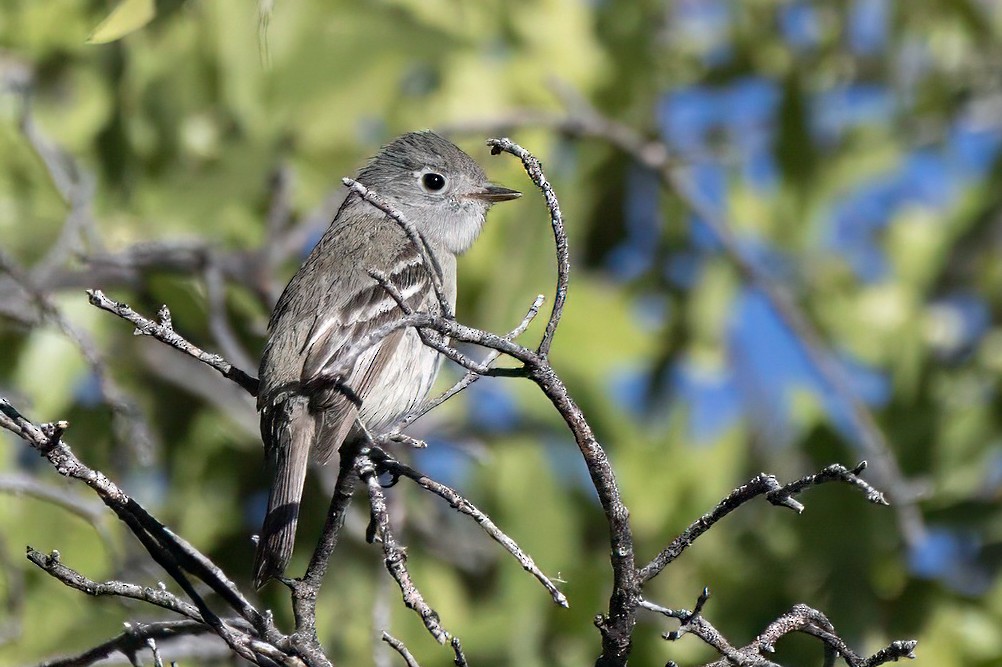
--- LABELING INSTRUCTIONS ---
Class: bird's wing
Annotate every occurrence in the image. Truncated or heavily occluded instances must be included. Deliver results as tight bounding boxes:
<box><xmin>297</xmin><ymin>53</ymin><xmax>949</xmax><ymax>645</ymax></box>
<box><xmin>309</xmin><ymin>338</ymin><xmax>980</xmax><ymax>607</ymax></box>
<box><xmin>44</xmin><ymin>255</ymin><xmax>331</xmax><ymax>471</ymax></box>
<box><xmin>300</xmin><ymin>245</ymin><xmax>433</xmax><ymax>463</ymax></box>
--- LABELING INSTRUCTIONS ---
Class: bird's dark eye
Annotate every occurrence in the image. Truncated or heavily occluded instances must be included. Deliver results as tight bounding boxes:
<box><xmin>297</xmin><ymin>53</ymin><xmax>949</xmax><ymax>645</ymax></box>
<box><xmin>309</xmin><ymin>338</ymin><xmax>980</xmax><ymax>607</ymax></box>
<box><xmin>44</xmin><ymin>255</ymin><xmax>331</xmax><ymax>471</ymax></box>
<box><xmin>421</xmin><ymin>172</ymin><xmax>447</xmax><ymax>192</ymax></box>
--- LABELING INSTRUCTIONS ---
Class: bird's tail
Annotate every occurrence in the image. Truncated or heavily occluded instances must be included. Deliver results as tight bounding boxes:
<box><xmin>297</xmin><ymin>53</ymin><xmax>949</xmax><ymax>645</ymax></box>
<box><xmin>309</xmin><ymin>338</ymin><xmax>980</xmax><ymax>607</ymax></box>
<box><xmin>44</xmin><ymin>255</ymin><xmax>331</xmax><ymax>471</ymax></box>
<box><xmin>253</xmin><ymin>404</ymin><xmax>315</xmax><ymax>588</ymax></box>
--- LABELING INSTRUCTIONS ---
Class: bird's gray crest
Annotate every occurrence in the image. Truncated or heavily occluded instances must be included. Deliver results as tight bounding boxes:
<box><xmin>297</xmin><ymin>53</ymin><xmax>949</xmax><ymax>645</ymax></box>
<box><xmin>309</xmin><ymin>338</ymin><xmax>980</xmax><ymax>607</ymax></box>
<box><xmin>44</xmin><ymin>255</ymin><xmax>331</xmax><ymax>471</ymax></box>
<box><xmin>357</xmin><ymin>131</ymin><xmax>489</xmax><ymax>188</ymax></box>
<box><xmin>350</xmin><ymin>131</ymin><xmax>509</xmax><ymax>255</ymax></box>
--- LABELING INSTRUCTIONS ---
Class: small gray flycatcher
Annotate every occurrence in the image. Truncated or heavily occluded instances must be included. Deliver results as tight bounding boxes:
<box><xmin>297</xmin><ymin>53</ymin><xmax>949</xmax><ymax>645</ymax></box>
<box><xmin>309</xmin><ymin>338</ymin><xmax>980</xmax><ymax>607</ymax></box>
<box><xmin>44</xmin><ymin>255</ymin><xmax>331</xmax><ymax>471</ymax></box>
<box><xmin>253</xmin><ymin>131</ymin><xmax>520</xmax><ymax>587</ymax></box>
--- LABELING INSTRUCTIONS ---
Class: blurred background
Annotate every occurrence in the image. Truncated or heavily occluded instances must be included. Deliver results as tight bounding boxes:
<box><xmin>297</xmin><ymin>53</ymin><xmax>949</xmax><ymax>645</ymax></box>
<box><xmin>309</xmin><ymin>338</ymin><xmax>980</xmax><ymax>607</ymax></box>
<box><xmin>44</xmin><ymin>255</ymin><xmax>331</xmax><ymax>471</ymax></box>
<box><xmin>2</xmin><ymin>0</ymin><xmax>1002</xmax><ymax>665</ymax></box>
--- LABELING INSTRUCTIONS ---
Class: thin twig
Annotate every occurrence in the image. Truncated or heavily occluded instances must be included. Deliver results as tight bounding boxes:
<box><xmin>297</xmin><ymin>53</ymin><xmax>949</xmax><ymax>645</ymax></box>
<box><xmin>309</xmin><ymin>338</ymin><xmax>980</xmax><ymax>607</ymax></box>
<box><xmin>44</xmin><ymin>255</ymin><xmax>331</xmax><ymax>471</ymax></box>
<box><xmin>326</xmin><ymin>308</ymin><xmax>536</xmax><ymax>384</ymax></box>
<box><xmin>639</xmin><ymin>463</ymin><xmax>886</xmax><ymax>583</ymax></box>
<box><xmin>26</xmin><ymin>548</ymin><xmax>203</xmax><ymax>621</ymax></box>
<box><xmin>35</xmin><ymin>619</ymin><xmax>217</xmax><ymax>667</ymax></box>
<box><xmin>369</xmin><ymin>448</ymin><xmax>568</xmax><ymax>607</ymax></box>
<box><xmin>451</xmin><ymin>636</ymin><xmax>469</xmax><ymax>667</ymax></box>
<box><xmin>86</xmin><ymin>289</ymin><xmax>259</xmax><ymax>396</ymax></box>
<box><xmin>362</xmin><ymin>458</ymin><xmax>450</xmax><ymax>644</ymax></box>
<box><xmin>395</xmin><ymin>293</ymin><xmax>545</xmax><ymax>429</ymax></box>
<box><xmin>381</xmin><ymin>632</ymin><xmax>422</xmax><ymax>667</ymax></box>
<box><xmin>773</xmin><ymin>461</ymin><xmax>887</xmax><ymax>506</ymax></box>
<box><xmin>365</xmin><ymin>269</ymin><xmax>497</xmax><ymax>376</ymax></box>
<box><xmin>486</xmin><ymin>138</ymin><xmax>568</xmax><ymax>359</ymax></box>
<box><xmin>343</xmin><ymin>178</ymin><xmax>452</xmax><ymax>318</ymax></box>
<box><xmin>863</xmin><ymin>641</ymin><xmax>919</xmax><ymax>667</ymax></box>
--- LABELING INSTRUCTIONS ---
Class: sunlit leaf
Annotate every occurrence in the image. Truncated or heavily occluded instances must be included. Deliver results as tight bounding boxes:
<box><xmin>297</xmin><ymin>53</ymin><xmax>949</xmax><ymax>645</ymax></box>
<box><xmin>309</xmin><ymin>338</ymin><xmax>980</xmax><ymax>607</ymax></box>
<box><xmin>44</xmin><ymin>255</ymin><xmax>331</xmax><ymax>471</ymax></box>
<box><xmin>86</xmin><ymin>0</ymin><xmax>154</xmax><ymax>44</ymax></box>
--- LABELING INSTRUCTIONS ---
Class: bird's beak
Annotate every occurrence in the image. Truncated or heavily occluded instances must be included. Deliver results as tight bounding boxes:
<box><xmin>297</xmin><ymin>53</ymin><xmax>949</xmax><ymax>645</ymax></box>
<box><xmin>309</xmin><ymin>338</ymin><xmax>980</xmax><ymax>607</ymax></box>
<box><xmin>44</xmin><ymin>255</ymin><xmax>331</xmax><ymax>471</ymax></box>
<box><xmin>466</xmin><ymin>184</ymin><xmax>522</xmax><ymax>203</ymax></box>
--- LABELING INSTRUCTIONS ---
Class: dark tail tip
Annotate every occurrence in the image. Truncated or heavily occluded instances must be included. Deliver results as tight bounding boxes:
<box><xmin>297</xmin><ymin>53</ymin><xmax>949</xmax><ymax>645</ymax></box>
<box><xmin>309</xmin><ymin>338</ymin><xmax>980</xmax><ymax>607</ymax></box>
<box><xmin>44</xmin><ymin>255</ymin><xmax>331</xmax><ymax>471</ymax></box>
<box><xmin>252</xmin><ymin>502</ymin><xmax>299</xmax><ymax>588</ymax></box>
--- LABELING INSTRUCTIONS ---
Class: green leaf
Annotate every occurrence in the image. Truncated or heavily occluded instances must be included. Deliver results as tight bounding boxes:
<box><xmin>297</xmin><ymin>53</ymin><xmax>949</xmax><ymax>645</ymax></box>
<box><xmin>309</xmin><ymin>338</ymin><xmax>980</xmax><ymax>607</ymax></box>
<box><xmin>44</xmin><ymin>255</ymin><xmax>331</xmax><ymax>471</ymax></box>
<box><xmin>86</xmin><ymin>0</ymin><xmax>154</xmax><ymax>44</ymax></box>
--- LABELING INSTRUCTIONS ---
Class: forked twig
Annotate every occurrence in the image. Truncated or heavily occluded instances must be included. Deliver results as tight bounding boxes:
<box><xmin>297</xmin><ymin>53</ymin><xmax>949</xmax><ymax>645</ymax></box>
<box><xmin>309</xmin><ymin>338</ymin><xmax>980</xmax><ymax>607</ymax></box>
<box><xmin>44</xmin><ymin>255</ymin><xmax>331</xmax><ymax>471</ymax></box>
<box><xmin>395</xmin><ymin>294</ymin><xmax>545</xmax><ymax>429</ymax></box>
<box><xmin>362</xmin><ymin>458</ymin><xmax>450</xmax><ymax>645</ymax></box>
<box><xmin>369</xmin><ymin>448</ymin><xmax>568</xmax><ymax>607</ymax></box>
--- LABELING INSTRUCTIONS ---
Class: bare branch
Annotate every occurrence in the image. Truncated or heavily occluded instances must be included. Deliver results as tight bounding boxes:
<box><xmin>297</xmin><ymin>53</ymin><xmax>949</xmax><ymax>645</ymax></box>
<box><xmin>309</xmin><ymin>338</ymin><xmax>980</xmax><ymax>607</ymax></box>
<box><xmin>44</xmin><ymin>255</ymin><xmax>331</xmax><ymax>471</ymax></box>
<box><xmin>0</xmin><ymin>398</ymin><xmax>274</xmax><ymax>645</ymax></box>
<box><xmin>290</xmin><ymin>439</ymin><xmax>363</xmax><ymax>666</ymax></box>
<box><xmin>643</xmin><ymin>594</ymin><xmax>917</xmax><ymax>667</ymax></box>
<box><xmin>639</xmin><ymin>463</ymin><xmax>887</xmax><ymax>583</ymax></box>
<box><xmin>773</xmin><ymin>461</ymin><xmax>888</xmax><ymax>506</ymax></box>
<box><xmin>395</xmin><ymin>293</ymin><xmax>545</xmax><ymax>430</ymax></box>
<box><xmin>86</xmin><ymin>289</ymin><xmax>259</xmax><ymax>396</ymax></box>
<box><xmin>25</xmin><ymin>548</ymin><xmax>204</xmax><ymax>621</ymax></box>
<box><xmin>343</xmin><ymin>177</ymin><xmax>453</xmax><ymax>318</ymax></box>
<box><xmin>369</xmin><ymin>448</ymin><xmax>568</xmax><ymax>607</ymax></box>
<box><xmin>362</xmin><ymin>457</ymin><xmax>450</xmax><ymax>644</ymax></box>
<box><xmin>486</xmin><ymin>138</ymin><xmax>568</xmax><ymax>359</ymax></box>
<box><xmin>451</xmin><ymin>636</ymin><xmax>469</xmax><ymax>667</ymax></box>
<box><xmin>530</xmin><ymin>365</ymin><xmax>636</xmax><ymax>666</ymax></box>
<box><xmin>381</xmin><ymin>632</ymin><xmax>422</xmax><ymax>667</ymax></box>
<box><xmin>864</xmin><ymin>640</ymin><xmax>919</xmax><ymax>667</ymax></box>
<box><xmin>35</xmin><ymin>619</ymin><xmax>218</xmax><ymax>667</ymax></box>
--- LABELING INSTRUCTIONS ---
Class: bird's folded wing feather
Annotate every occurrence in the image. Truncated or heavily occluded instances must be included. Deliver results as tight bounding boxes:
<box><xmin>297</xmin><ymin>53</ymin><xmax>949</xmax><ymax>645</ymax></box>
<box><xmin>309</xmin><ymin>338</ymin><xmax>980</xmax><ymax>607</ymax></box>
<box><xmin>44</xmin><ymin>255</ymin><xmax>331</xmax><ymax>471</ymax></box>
<box><xmin>299</xmin><ymin>246</ymin><xmax>434</xmax><ymax>463</ymax></box>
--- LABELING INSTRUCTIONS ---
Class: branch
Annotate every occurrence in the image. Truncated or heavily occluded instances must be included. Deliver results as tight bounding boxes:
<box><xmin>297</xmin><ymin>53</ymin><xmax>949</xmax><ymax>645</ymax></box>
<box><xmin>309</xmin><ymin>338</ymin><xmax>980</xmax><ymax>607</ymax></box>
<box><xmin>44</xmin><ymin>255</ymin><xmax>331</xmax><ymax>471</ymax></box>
<box><xmin>362</xmin><ymin>457</ymin><xmax>450</xmax><ymax>645</ymax></box>
<box><xmin>343</xmin><ymin>177</ymin><xmax>453</xmax><ymax>318</ymax></box>
<box><xmin>36</xmin><ymin>619</ymin><xmax>218</xmax><ymax>667</ymax></box>
<box><xmin>86</xmin><ymin>289</ymin><xmax>259</xmax><ymax>396</ymax></box>
<box><xmin>365</xmin><ymin>269</ymin><xmax>501</xmax><ymax>377</ymax></box>
<box><xmin>0</xmin><ymin>398</ymin><xmax>279</xmax><ymax>658</ymax></box>
<box><xmin>638</xmin><ymin>462</ymin><xmax>887</xmax><ymax>583</ymax></box>
<box><xmin>381</xmin><ymin>632</ymin><xmax>421</xmax><ymax>667</ymax></box>
<box><xmin>369</xmin><ymin>448</ymin><xmax>568</xmax><ymax>607</ymax></box>
<box><xmin>776</xmin><ymin>461</ymin><xmax>888</xmax><ymax>506</ymax></box>
<box><xmin>394</xmin><ymin>293</ymin><xmax>545</xmax><ymax>430</ymax></box>
<box><xmin>26</xmin><ymin>547</ymin><xmax>203</xmax><ymax>621</ymax></box>
<box><xmin>642</xmin><ymin>593</ymin><xmax>917</xmax><ymax>667</ymax></box>
<box><xmin>487</xmin><ymin>138</ymin><xmax>568</xmax><ymax>359</ymax></box>
<box><xmin>290</xmin><ymin>439</ymin><xmax>363</xmax><ymax>667</ymax></box>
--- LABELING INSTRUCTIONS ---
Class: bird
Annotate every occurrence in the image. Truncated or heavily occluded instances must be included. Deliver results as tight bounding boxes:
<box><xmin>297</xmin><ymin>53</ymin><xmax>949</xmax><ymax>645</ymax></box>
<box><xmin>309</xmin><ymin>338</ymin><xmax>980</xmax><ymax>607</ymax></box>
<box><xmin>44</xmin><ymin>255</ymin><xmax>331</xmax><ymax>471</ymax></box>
<box><xmin>253</xmin><ymin>131</ymin><xmax>521</xmax><ymax>587</ymax></box>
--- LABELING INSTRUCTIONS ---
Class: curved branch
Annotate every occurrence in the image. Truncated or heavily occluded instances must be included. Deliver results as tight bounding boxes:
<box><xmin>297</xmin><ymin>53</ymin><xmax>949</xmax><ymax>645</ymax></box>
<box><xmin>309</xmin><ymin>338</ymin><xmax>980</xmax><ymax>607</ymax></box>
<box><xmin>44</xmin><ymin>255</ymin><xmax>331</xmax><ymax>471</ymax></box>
<box><xmin>487</xmin><ymin>138</ymin><xmax>568</xmax><ymax>359</ymax></box>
